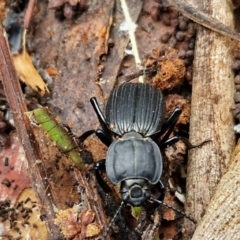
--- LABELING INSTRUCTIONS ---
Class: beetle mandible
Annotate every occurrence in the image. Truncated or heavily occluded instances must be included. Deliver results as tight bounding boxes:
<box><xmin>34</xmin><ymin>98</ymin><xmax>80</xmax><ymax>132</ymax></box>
<box><xmin>80</xmin><ymin>82</ymin><xmax>205</xmax><ymax>207</ymax></box>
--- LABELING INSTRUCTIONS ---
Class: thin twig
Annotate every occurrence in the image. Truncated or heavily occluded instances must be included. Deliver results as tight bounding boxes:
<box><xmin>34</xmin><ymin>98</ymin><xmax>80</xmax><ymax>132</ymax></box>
<box><xmin>120</xmin><ymin>0</ymin><xmax>144</xmax><ymax>83</ymax></box>
<box><xmin>23</xmin><ymin>0</ymin><xmax>35</xmax><ymax>54</ymax></box>
<box><xmin>0</xmin><ymin>27</ymin><xmax>61</xmax><ymax>239</ymax></box>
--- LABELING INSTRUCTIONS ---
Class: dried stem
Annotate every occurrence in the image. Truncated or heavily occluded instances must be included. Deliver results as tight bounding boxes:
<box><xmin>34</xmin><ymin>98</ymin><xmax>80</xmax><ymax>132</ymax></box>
<box><xmin>120</xmin><ymin>0</ymin><xmax>143</xmax><ymax>83</ymax></box>
<box><xmin>0</xmin><ymin>27</ymin><xmax>61</xmax><ymax>239</ymax></box>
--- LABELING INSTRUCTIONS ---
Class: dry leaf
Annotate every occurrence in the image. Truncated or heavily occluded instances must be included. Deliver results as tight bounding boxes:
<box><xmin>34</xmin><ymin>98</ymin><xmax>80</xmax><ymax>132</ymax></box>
<box><xmin>13</xmin><ymin>51</ymin><xmax>49</xmax><ymax>95</ymax></box>
<box><xmin>8</xmin><ymin>188</ymin><xmax>49</xmax><ymax>239</ymax></box>
<box><xmin>44</xmin><ymin>67</ymin><xmax>59</xmax><ymax>76</ymax></box>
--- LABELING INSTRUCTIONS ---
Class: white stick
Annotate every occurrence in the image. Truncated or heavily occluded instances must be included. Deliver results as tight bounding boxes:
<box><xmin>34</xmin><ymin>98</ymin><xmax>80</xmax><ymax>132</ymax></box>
<box><xmin>120</xmin><ymin>0</ymin><xmax>144</xmax><ymax>83</ymax></box>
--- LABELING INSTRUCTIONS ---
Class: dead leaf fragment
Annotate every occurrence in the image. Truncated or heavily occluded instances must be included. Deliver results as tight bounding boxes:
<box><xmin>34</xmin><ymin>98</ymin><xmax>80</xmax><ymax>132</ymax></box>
<box><xmin>7</xmin><ymin>188</ymin><xmax>48</xmax><ymax>239</ymax></box>
<box><xmin>44</xmin><ymin>67</ymin><xmax>59</xmax><ymax>76</ymax></box>
<box><xmin>13</xmin><ymin>51</ymin><xmax>49</xmax><ymax>95</ymax></box>
<box><xmin>81</xmin><ymin>210</ymin><xmax>95</xmax><ymax>225</ymax></box>
<box><xmin>0</xmin><ymin>132</ymin><xmax>31</xmax><ymax>203</ymax></box>
<box><xmin>162</xmin><ymin>192</ymin><xmax>177</xmax><ymax>221</ymax></box>
<box><xmin>55</xmin><ymin>208</ymin><xmax>81</xmax><ymax>238</ymax></box>
<box><xmin>86</xmin><ymin>223</ymin><xmax>101</xmax><ymax>238</ymax></box>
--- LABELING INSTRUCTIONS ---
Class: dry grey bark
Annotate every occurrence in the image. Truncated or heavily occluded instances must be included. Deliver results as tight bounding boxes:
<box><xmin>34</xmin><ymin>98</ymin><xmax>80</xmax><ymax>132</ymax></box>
<box><xmin>183</xmin><ymin>0</ymin><xmax>236</xmax><ymax>237</ymax></box>
<box><xmin>191</xmin><ymin>141</ymin><xmax>240</xmax><ymax>240</ymax></box>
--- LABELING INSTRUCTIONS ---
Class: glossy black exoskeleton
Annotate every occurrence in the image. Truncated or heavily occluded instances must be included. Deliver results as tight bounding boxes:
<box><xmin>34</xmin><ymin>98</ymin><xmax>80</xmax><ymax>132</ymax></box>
<box><xmin>80</xmin><ymin>82</ymin><xmax>206</xmax><ymax>207</ymax></box>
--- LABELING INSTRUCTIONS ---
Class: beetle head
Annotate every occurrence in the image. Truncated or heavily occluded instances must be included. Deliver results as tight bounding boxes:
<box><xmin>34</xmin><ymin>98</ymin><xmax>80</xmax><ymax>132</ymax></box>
<box><xmin>120</xmin><ymin>179</ymin><xmax>151</xmax><ymax>206</ymax></box>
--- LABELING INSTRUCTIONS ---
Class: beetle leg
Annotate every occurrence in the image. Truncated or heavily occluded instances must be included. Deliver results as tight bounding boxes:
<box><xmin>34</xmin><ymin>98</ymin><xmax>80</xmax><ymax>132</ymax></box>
<box><xmin>94</xmin><ymin>159</ymin><xmax>112</xmax><ymax>193</ymax></box>
<box><xmin>78</xmin><ymin>129</ymin><xmax>112</xmax><ymax>147</ymax></box>
<box><xmin>160</xmin><ymin>135</ymin><xmax>211</xmax><ymax>149</ymax></box>
<box><xmin>156</xmin><ymin>108</ymin><xmax>182</xmax><ymax>142</ymax></box>
<box><xmin>154</xmin><ymin>180</ymin><xmax>165</xmax><ymax>198</ymax></box>
<box><xmin>78</xmin><ymin>130</ymin><xmax>95</xmax><ymax>142</ymax></box>
<box><xmin>90</xmin><ymin>97</ymin><xmax>109</xmax><ymax>129</ymax></box>
<box><xmin>155</xmin><ymin>107</ymin><xmax>211</xmax><ymax>149</ymax></box>
<box><xmin>95</xmin><ymin>129</ymin><xmax>112</xmax><ymax>147</ymax></box>
<box><xmin>90</xmin><ymin>97</ymin><xmax>114</xmax><ymax>140</ymax></box>
<box><xmin>158</xmin><ymin>180</ymin><xmax>165</xmax><ymax>190</ymax></box>
<box><xmin>145</xmin><ymin>180</ymin><xmax>165</xmax><ymax>211</ymax></box>
<box><xmin>153</xmin><ymin>180</ymin><xmax>165</xmax><ymax>200</ymax></box>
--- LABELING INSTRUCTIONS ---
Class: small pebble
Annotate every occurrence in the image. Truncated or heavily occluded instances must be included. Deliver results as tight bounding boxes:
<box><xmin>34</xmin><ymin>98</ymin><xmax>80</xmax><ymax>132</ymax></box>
<box><xmin>234</xmin><ymin>51</ymin><xmax>240</xmax><ymax>59</ymax></box>
<box><xmin>234</xmin><ymin>92</ymin><xmax>240</xmax><ymax>102</ymax></box>
<box><xmin>186</xmin><ymin>50</ymin><xmax>194</xmax><ymax>58</ymax></box>
<box><xmin>232</xmin><ymin>0</ymin><xmax>240</xmax><ymax>8</ymax></box>
<box><xmin>162</xmin><ymin>14</ymin><xmax>171</xmax><ymax>26</ymax></box>
<box><xmin>108</xmin><ymin>38</ymin><xmax>114</xmax><ymax>48</ymax></box>
<box><xmin>234</xmin><ymin>75</ymin><xmax>240</xmax><ymax>84</ymax></box>
<box><xmin>175</xmin><ymin>31</ymin><xmax>185</xmax><ymax>41</ymax></box>
<box><xmin>150</xmin><ymin>6</ymin><xmax>160</xmax><ymax>21</ymax></box>
<box><xmin>233</xmin><ymin>104</ymin><xmax>240</xmax><ymax>121</ymax></box>
<box><xmin>188</xmin><ymin>38</ymin><xmax>195</xmax><ymax>49</ymax></box>
<box><xmin>63</xmin><ymin>4</ymin><xmax>74</xmax><ymax>19</ymax></box>
<box><xmin>178</xmin><ymin>49</ymin><xmax>186</xmax><ymax>59</ymax></box>
<box><xmin>236</xmin><ymin>84</ymin><xmax>240</xmax><ymax>91</ymax></box>
<box><xmin>178</xmin><ymin>19</ymin><xmax>188</xmax><ymax>30</ymax></box>
<box><xmin>234</xmin><ymin>123</ymin><xmax>240</xmax><ymax>133</ymax></box>
<box><xmin>187</xmin><ymin>23</ymin><xmax>196</xmax><ymax>37</ymax></box>
<box><xmin>161</xmin><ymin>32</ymin><xmax>172</xmax><ymax>43</ymax></box>
<box><xmin>185</xmin><ymin>69</ymin><xmax>192</xmax><ymax>82</ymax></box>
<box><xmin>170</xmin><ymin>18</ymin><xmax>179</xmax><ymax>27</ymax></box>
<box><xmin>184</xmin><ymin>58</ymin><xmax>192</xmax><ymax>67</ymax></box>
<box><xmin>169</xmin><ymin>11</ymin><xmax>179</xmax><ymax>19</ymax></box>
<box><xmin>168</xmin><ymin>36</ymin><xmax>177</xmax><ymax>48</ymax></box>
<box><xmin>178</xmin><ymin>15</ymin><xmax>190</xmax><ymax>23</ymax></box>
<box><xmin>232</xmin><ymin>60</ymin><xmax>240</xmax><ymax>71</ymax></box>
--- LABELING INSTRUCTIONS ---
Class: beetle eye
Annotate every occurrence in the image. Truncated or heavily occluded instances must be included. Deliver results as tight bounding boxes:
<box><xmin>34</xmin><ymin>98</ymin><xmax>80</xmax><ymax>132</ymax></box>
<box><xmin>130</xmin><ymin>185</ymin><xmax>143</xmax><ymax>198</ymax></box>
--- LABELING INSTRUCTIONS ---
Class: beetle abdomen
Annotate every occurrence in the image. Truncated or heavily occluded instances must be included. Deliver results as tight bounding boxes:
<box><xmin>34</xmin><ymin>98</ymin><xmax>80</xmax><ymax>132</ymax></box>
<box><xmin>106</xmin><ymin>137</ymin><xmax>162</xmax><ymax>184</ymax></box>
<box><xmin>106</xmin><ymin>83</ymin><xmax>165</xmax><ymax>136</ymax></box>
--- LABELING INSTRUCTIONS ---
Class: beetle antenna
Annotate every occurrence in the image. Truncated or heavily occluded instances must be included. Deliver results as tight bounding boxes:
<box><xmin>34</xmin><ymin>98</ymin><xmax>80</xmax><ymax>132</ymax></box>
<box><xmin>104</xmin><ymin>201</ymin><xmax>125</xmax><ymax>238</ymax></box>
<box><xmin>149</xmin><ymin>197</ymin><xmax>197</xmax><ymax>223</ymax></box>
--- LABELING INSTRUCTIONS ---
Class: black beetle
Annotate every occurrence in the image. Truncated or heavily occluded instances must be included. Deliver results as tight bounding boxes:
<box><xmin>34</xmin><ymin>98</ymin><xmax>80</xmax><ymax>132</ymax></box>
<box><xmin>104</xmin><ymin>82</ymin><xmax>164</xmax><ymax>206</ymax></box>
<box><xmin>80</xmin><ymin>82</ymin><xmax>206</xmax><ymax>207</ymax></box>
